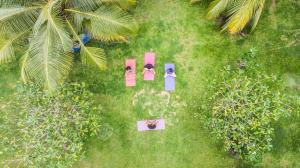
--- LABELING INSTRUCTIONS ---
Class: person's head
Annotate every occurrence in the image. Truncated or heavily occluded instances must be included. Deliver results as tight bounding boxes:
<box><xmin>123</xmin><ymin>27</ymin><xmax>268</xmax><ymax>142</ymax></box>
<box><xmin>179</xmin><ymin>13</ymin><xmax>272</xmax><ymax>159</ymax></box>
<box><xmin>167</xmin><ymin>68</ymin><xmax>174</xmax><ymax>74</ymax></box>
<box><xmin>126</xmin><ymin>66</ymin><xmax>132</xmax><ymax>71</ymax></box>
<box><xmin>147</xmin><ymin>121</ymin><xmax>156</xmax><ymax>129</ymax></box>
<box><xmin>145</xmin><ymin>64</ymin><xmax>153</xmax><ymax>69</ymax></box>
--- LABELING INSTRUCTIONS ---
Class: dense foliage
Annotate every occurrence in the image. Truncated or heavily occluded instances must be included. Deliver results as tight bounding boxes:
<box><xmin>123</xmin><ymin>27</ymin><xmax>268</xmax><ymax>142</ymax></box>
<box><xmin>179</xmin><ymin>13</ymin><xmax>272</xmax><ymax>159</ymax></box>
<box><xmin>0</xmin><ymin>83</ymin><xmax>102</xmax><ymax>167</ymax></box>
<box><xmin>0</xmin><ymin>0</ymin><xmax>137</xmax><ymax>91</ymax></box>
<box><xmin>210</xmin><ymin>55</ymin><xmax>291</xmax><ymax>162</ymax></box>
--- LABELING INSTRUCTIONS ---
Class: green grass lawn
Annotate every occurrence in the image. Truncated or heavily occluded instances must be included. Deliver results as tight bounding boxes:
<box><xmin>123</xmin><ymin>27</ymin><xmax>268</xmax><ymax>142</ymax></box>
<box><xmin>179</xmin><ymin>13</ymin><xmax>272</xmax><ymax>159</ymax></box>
<box><xmin>72</xmin><ymin>1</ymin><xmax>236</xmax><ymax>167</ymax></box>
<box><xmin>70</xmin><ymin>0</ymin><xmax>299</xmax><ymax>168</ymax></box>
<box><xmin>1</xmin><ymin>0</ymin><xmax>299</xmax><ymax>167</ymax></box>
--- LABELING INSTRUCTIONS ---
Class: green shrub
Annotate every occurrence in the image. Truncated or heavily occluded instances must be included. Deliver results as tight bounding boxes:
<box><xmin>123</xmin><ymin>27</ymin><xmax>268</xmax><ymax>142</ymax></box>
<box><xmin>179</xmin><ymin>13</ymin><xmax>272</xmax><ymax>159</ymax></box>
<box><xmin>0</xmin><ymin>83</ymin><xmax>102</xmax><ymax>168</ymax></box>
<box><xmin>210</xmin><ymin>67</ymin><xmax>290</xmax><ymax>163</ymax></box>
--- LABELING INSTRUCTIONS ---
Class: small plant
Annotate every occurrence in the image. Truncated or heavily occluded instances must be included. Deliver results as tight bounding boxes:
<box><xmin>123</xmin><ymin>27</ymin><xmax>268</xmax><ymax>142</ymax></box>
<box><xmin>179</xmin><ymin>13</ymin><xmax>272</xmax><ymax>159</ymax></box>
<box><xmin>0</xmin><ymin>82</ymin><xmax>102</xmax><ymax>168</ymax></box>
<box><xmin>236</xmin><ymin>48</ymin><xmax>258</xmax><ymax>70</ymax></box>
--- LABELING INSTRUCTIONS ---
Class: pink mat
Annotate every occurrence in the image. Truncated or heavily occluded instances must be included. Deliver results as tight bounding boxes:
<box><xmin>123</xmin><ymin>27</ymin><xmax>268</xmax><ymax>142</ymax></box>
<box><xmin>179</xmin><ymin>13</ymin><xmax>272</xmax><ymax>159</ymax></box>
<box><xmin>125</xmin><ymin>59</ymin><xmax>136</xmax><ymax>87</ymax></box>
<box><xmin>137</xmin><ymin>119</ymin><xmax>165</xmax><ymax>131</ymax></box>
<box><xmin>144</xmin><ymin>52</ymin><xmax>155</xmax><ymax>80</ymax></box>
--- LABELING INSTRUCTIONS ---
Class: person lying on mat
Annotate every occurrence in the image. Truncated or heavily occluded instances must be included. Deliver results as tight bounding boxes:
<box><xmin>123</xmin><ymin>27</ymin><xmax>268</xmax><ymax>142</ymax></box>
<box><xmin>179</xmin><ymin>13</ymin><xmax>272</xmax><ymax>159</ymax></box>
<box><xmin>164</xmin><ymin>68</ymin><xmax>176</xmax><ymax>78</ymax></box>
<box><xmin>125</xmin><ymin>66</ymin><xmax>133</xmax><ymax>75</ymax></box>
<box><xmin>146</xmin><ymin>120</ymin><xmax>158</xmax><ymax>129</ymax></box>
<box><xmin>143</xmin><ymin>64</ymin><xmax>155</xmax><ymax>74</ymax></box>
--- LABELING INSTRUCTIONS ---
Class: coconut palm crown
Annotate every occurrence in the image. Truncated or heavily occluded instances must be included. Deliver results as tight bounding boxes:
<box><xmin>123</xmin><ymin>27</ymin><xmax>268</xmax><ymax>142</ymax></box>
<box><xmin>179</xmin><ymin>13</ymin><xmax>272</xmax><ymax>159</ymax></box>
<box><xmin>192</xmin><ymin>0</ymin><xmax>265</xmax><ymax>34</ymax></box>
<box><xmin>0</xmin><ymin>0</ymin><xmax>137</xmax><ymax>91</ymax></box>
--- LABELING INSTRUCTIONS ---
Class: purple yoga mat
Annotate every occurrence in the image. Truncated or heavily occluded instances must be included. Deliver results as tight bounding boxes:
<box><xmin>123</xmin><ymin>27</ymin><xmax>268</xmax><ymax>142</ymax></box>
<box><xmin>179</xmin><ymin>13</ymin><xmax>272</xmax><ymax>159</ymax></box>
<box><xmin>165</xmin><ymin>64</ymin><xmax>175</xmax><ymax>91</ymax></box>
<box><xmin>137</xmin><ymin>119</ymin><xmax>165</xmax><ymax>131</ymax></box>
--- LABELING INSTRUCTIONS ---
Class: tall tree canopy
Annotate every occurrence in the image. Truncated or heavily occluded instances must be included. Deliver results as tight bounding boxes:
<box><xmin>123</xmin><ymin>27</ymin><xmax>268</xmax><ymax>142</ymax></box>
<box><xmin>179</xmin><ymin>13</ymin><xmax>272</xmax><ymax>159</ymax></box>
<box><xmin>0</xmin><ymin>0</ymin><xmax>137</xmax><ymax>91</ymax></box>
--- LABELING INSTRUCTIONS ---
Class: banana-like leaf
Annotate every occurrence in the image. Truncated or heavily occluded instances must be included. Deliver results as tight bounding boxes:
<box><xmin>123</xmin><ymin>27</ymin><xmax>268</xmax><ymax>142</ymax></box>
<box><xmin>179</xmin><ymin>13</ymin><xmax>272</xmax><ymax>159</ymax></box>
<box><xmin>66</xmin><ymin>6</ymin><xmax>137</xmax><ymax>41</ymax></box>
<box><xmin>66</xmin><ymin>19</ymin><xmax>106</xmax><ymax>70</ymax></box>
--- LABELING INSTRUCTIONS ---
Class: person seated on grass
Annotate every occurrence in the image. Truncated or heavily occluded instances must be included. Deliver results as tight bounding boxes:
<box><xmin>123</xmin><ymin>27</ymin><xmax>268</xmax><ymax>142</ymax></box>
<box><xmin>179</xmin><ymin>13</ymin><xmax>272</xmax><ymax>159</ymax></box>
<box><xmin>164</xmin><ymin>68</ymin><xmax>176</xmax><ymax>78</ymax></box>
<box><xmin>73</xmin><ymin>40</ymin><xmax>80</xmax><ymax>48</ymax></box>
<box><xmin>143</xmin><ymin>64</ymin><xmax>155</xmax><ymax>74</ymax></box>
<box><xmin>73</xmin><ymin>41</ymin><xmax>81</xmax><ymax>52</ymax></box>
<box><xmin>146</xmin><ymin>120</ymin><xmax>158</xmax><ymax>129</ymax></box>
<box><xmin>125</xmin><ymin>66</ymin><xmax>133</xmax><ymax>75</ymax></box>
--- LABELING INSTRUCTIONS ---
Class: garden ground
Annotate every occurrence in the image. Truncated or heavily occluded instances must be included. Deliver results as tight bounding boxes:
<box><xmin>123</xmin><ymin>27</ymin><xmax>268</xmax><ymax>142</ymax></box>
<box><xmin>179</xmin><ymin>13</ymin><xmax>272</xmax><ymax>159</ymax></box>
<box><xmin>1</xmin><ymin>0</ymin><xmax>299</xmax><ymax>167</ymax></box>
<box><xmin>71</xmin><ymin>0</ymin><xmax>300</xmax><ymax>167</ymax></box>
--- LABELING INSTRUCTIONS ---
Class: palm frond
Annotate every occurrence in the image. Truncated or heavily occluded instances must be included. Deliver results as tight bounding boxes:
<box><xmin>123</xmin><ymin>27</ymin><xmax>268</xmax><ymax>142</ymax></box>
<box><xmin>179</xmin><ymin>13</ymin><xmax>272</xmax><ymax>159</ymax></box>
<box><xmin>0</xmin><ymin>6</ymin><xmax>41</xmax><ymax>35</ymax></box>
<box><xmin>0</xmin><ymin>28</ymin><xmax>31</xmax><ymax>64</ymax></box>
<box><xmin>22</xmin><ymin>1</ymin><xmax>73</xmax><ymax>91</ymax></box>
<box><xmin>25</xmin><ymin>24</ymin><xmax>72</xmax><ymax>91</ymax></box>
<box><xmin>33</xmin><ymin>3</ymin><xmax>72</xmax><ymax>52</ymax></box>
<box><xmin>20</xmin><ymin>50</ymin><xmax>29</xmax><ymax>83</ymax></box>
<box><xmin>67</xmin><ymin>0</ymin><xmax>98</xmax><ymax>11</ymax></box>
<box><xmin>250</xmin><ymin>0</ymin><xmax>265</xmax><ymax>32</ymax></box>
<box><xmin>223</xmin><ymin>0</ymin><xmax>258</xmax><ymax>34</ymax></box>
<box><xmin>69</xmin><ymin>13</ymin><xmax>84</xmax><ymax>33</ymax></box>
<box><xmin>66</xmin><ymin>6</ymin><xmax>137</xmax><ymax>41</ymax></box>
<box><xmin>0</xmin><ymin>38</ymin><xmax>15</xmax><ymax>64</ymax></box>
<box><xmin>190</xmin><ymin>0</ymin><xmax>201</xmax><ymax>4</ymax></box>
<box><xmin>48</xmin><ymin>7</ymin><xmax>73</xmax><ymax>51</ymax></box>
<box><xmin>81</xmin><ymin>46</ymin><xmax>106</xmax><ymax>69</ymax></box>
<box><xmin>0</xmin><ymin>0</ymin><xmax>40</xmax><ymax>6</ymax></box>
<box><xmin>100</xmin><ymin>0</ymin><xmax>136</xmax><ymax>9</ymax></box>
<box><xmin>66</xmin><ymin>19</ymin><xmax>106</xmax><ymax>70</ymax></box>
<box><xmin>203</xmin><ymin>0</ymin><xmax>266</xmax><ymax>34</ymax></box>
<box><xmin>207</xmin><ymin>0</ymin><xmax>229</xmax><ymax>19</ymax></box>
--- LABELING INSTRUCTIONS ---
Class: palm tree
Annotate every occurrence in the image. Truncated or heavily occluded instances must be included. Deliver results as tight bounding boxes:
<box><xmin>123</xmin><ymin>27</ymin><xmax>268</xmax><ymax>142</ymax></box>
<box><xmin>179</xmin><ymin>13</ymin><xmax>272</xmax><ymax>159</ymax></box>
<box><xmin>192</xmin><ymin>0</ymin><xmax>265</xmax><ymax>34</ymax></box>
<box><xmin>0</xmin><ymin>0</ymin><xmax>137</xmax><ymax>91</ymax></box>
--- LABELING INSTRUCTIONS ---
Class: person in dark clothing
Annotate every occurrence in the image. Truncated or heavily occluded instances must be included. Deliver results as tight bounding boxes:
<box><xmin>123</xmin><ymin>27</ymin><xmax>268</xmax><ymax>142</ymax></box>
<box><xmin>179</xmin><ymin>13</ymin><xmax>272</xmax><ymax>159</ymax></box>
<box><xmin>146</xmin><ymin>120</ymin><xmax>158</xmax><ymax>129</ymax></box>
<box><xmin>143</xmin><ymin>64</ymin><xmax>155</xmax><ymax>74</ymax></box>
<box><xmin>125</xmin><ymin>66</ymin><xmax>133</xmax><ymax>75</ymax></box>
<box><xmin>164</xmin><ymin>68</ymin><xmax>176</xmax><ymax>78</ymax></box>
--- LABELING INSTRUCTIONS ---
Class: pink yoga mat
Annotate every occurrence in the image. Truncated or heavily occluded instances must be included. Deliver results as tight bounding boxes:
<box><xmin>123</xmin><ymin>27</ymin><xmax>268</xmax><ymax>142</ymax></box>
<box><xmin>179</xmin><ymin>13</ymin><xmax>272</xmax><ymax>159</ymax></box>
<box><xmin>125</xmin><ymin>59</ymin><xmax>136</xmax><ymax>87</ymax></box>
<box><xmin>137</xmin><ymin>119</ymin><xmax>165</xmax><ymax>131</ymax></box>
<box><xmin>144</xmin><ymin>52</ymin><xmax>155</xmax><ymax>80</ymax></box>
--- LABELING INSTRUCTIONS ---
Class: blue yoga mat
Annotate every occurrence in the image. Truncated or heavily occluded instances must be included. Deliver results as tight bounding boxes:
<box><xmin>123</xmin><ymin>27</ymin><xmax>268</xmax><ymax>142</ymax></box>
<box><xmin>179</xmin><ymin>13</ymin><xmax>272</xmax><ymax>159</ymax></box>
<box><xmin>165</xmin><ymin>64</ymin><xmax>175</xmax><ymax>91</ymax></box>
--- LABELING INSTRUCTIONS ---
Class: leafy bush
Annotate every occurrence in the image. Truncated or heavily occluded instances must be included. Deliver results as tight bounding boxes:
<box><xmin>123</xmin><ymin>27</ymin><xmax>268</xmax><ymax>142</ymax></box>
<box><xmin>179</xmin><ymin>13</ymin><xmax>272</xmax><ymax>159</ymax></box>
<box><xmin>0</xmin><ymin>83</ymin><xmax>102</xmax><ymax>168</ymax></box>
<box><xmin>210</xmin><ymin>67</ymin><xmax>290</xmax><ymax>163</ymax></box>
